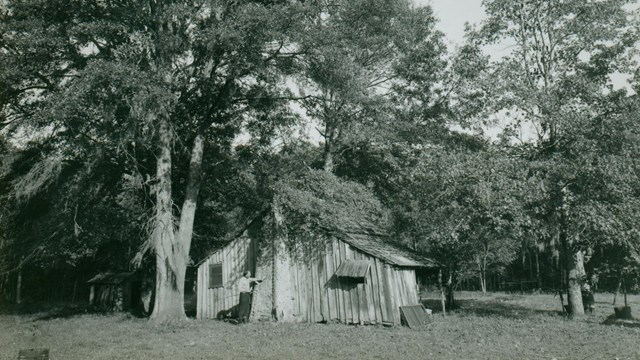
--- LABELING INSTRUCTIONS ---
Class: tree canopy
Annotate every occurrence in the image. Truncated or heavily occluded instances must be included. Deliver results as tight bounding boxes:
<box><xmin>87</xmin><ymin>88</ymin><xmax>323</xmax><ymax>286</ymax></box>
<box><xmin>1</xmin><ymin>0</ymin><xmax>639</xmax><ymax>321</ymax></box>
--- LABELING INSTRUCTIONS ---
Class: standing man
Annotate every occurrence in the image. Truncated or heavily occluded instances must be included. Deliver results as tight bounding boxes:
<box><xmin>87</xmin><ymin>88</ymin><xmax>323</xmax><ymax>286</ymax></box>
<box><xmin>237</xmin><ymin>271</ymin><xmax>261</xmax><ymax>323</ymax></box>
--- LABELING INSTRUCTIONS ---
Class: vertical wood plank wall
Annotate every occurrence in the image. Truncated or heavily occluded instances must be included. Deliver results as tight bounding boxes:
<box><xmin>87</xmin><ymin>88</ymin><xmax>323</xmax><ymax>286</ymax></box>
<box><xmin>283</xmin><ymin>239</ymin><xmax>420</xmax><ymax>325</ymax></box>
<box><xmin>197</xmin><ymin>235</ymin><xmax>258</xmax><ymax>320</ymax></box>
<box><xmin>197</xmin><ymin>237</ymin><xmax>421</xmax><ymax>325</ymax></box>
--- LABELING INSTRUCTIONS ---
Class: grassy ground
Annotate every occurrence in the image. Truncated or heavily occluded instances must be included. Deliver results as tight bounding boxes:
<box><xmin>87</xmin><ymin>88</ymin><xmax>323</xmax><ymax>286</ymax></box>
<box><xmin>1</xmin><ymin>292</ymin><xmax>639</xmax><ymax>360</ymax></box>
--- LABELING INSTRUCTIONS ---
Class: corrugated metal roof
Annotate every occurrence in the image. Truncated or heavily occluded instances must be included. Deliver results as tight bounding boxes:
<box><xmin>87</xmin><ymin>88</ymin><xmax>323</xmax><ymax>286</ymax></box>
<box><xmin>87</xmin><ymin>272</ymin><xmax>136</xmax><ymax>285</ymax></box>
<box><xmin>339</xmin><ymin>233</ymin><xmax>438</xmax><ymax>268</ymax></box>
<box><xmin>335</xmin><ymin>260</ymin><xmax>370</xmax><ymax>278</ymax></box>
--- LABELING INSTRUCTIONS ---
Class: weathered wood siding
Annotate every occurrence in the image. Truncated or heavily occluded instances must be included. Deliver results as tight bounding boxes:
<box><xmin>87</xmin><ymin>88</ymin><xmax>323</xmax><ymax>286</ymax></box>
<box><xmin>196</xmin><ymin>234</ymin><xmax>259</xmax><ymax>320</ymax></box>
<box><xmin>91</xmin><ymin>285</ymin><xmax>123</xmax><ymax>310</ymax></box>
<box><xmin>197</xmin><ymin>237</ymin><xmax>420</xmax><ymax>325</ymax></box>
<box><xmin>282</xmin><ymin>238</ymin><xmax>419</xmax><ymax>325</ymax></box>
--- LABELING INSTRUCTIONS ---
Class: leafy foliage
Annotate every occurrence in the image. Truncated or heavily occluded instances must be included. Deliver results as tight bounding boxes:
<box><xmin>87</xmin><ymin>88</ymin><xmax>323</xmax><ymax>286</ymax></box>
<box><xmin>294</xmin><ymin>0</ymin><xmax>446</xmax><ymax>170</ymax></box>
<box><xmin>1</xmin><ymin>0</ymin><xmax>639</xmax><ymax>313</ymax></box>
<box><xmin>0</xmin><ymin>0</ymin><xmax>302</xmax><ymax>313</ymax></box>
<box><xmin>274</xmin><ymin>169</ymin><xmax>390</xmax><ymax>258</ymax></box>
<box><xmin>392</xmin><ymin>147</ymin><xmax>527</xmax><ymax>278</ymax></box>
<box><xmin>459</xmin><ymin>0</ymin><xmax>640</xmax><ymax>310</ymax></box>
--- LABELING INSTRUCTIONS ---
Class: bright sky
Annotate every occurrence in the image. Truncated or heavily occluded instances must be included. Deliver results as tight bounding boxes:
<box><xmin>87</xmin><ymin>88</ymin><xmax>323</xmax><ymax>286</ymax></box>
<box><xmin>420</xmin><ymin>0</ymin><xmax>637</xmax><ymax>91</ymax></box>
<box><xmin>273</xmin><ymin>0</ymin><xmax>636</xmax><ymax>146</ymax></box>
<box><xmin>415</xmin><ymin>0</ymin><xmax>636</xmax><ymax>142</ymax></box>
<box><xmin>419</xmin><ymin>0</ymin><xmax>519</xmax><ymax>62</ymax></box>
<box><xmin>417</xmin><ymin>0</ymin><xmax>486</xmax><ymax>48</ymax></box>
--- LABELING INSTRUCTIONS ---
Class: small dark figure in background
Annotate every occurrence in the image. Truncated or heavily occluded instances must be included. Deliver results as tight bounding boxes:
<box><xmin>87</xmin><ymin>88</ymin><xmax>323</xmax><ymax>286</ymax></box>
<box><xmin>582</xmin><ymin>282</ymin><xmax>595</xmax><ymax>314</ymax></box>
<box><xmin>590</xmin><ymin>272</ymin><xmax>599</xmax><ymax>292</ymax></box>
<box><xmin>237</xmin><ymin>271</ymin><xmax>262</xmax><ymax>324</ymax></box>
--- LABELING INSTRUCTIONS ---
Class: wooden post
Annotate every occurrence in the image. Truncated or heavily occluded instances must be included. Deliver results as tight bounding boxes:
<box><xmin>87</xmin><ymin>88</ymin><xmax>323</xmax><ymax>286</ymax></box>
<box><xmin>535</xmin><ymin>249</ymin><xmax>541</xmax><ymax>290</ymax></box>
<box><xmin>16</xmin><ymin>267</ymin><xmax>22</xmax><ymax>305</ymax></box>
<box><xmin>71</xmin><ymin>277</ymin><xmax>78</xmax><ymax>304</ymax></box>
<box><xmin>272</xmin><ymin>236</ymin><xmax>277</xmax><ymax>320</ymax></box>
<box><xmin>89</xmin><ymin>285</ymin><xmax>95</xmax><ymax>305</ymax></box>
<box><xmin>438</xmin><ymin>269</ymin><xmax>445</xmax><ymax>316</ymax></box>
<box><xmin>612</xmin><ymin>278</ymin><xmax>622</xmax><ymax>305</ymax></box>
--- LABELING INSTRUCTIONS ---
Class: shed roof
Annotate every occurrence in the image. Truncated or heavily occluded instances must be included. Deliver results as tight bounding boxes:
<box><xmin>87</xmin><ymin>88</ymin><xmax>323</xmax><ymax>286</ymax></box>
<box><xmin>195</xmin><ymin>208</ymin><xmax>438</xmax><ymax>269</ymax></box>
<box><xmin>339</xmin><ymin>233</ymin><xmax>437</xmax><ymax>268</ymax></box>
<box><xmin>87</xmin><ymin>272</ymin><xmax>136</xmax><ymax>285</ymax></box>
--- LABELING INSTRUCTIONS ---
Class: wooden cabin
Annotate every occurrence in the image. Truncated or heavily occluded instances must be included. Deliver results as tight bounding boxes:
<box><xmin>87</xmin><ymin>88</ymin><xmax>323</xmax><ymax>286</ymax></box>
<box><xmin>195</xmin><ymin>217</ymin><xmax>436</xmax><ymax>325</ymax></box>
<box><xmin>87</xmin><ymin>272</ymin><xmax>141</xmax><ymax>311</ymax></box>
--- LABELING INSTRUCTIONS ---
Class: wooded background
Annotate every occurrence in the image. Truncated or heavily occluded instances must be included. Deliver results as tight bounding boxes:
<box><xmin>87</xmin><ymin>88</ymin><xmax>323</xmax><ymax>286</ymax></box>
<box><xmin>1</xmin><ymin>0</ymin><xmax>639</xmax><ymax>320</ymax></box>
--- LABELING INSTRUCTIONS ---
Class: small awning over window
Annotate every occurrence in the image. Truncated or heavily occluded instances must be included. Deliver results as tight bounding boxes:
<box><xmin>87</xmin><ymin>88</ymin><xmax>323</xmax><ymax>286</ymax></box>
<box><xmin>335</xmin><ymin>260</ymin><xmax>370</xmax><ymax>278</ymax></box>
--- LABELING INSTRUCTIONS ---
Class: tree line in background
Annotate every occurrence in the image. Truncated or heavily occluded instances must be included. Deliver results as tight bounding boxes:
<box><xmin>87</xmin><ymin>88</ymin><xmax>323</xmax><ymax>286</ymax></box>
<box><xmin>1</xmin><ymin>0</ymin><xmax>639</xmax><ymax>321</ymax></box>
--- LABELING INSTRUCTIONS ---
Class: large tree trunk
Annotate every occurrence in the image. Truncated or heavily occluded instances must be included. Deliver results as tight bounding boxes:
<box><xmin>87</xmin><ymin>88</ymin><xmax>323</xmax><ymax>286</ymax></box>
<box><xmin>559</xmin><ymin>207</ymin><xmax>585</xmax><ymax>317</ymax></box>
<box><xmin>322</xmin><ymin>117</ymin><xmax>337</xmax><ymax>173</ymax></box>
<box><xmin>323</xmin><ymin>135</ymin><xmax>334</xmax><ymax>172</ymax></box>
<box><xmin>176</xmin><ymin>133</ymin><xmax>204</xmax><ymax>268</ymax></box>
<box><xmin>150</xmin><ymin>117</ymin><xmax>183</xmax><ymax>322</ymax></box>
<box><xmin>613</xmin><ymin>278</ymin><xmax>622</xmax><ymax>305</ymax></box>
<box><xmin>567</xmin><ymin>250</ymin><xmax>586</xmax><ymax>317</ymax></box>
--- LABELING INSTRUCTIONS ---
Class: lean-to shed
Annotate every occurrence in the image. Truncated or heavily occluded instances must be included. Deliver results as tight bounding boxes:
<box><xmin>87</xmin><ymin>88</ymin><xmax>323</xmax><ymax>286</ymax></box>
<box><xmin>87</xmin><ymin>272</ymin><xmax>141</xmax><ymax>311</ymax></box>
<box><xmin>195</xmin><ymin>216</ymin><xmax>436</xmax><ymax>325</ymax></box>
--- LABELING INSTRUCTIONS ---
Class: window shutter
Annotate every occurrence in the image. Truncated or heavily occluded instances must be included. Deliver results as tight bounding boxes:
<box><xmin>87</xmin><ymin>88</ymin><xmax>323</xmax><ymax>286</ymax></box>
<box><xmin>209</xmin><ymin>263</ymin><xmax>223</xmax><ymax>288</ymax></box>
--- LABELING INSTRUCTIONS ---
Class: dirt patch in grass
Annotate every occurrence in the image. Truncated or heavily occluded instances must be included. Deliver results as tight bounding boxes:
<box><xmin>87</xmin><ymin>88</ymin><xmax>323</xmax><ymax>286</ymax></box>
<box><xmin>1</xmin><ymin>292</ymin><xmax>639</xmax><ymax>359</ymax></box>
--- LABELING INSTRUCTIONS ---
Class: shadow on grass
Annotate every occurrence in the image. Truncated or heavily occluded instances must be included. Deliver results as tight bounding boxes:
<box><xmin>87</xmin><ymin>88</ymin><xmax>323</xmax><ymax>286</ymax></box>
<box><xmin>602</xmin><ymin>313</ymin><xmax>640</xmax><ymax>328</ymax></box>
<box><xmin>0</xmin><ymin>301</ymin><xmax>91</xmax><ymax>319</ymax></box>
<box><xmin>0</xmin><ymin>301</ymin><xmax>150</xmax><ymax>321</ymax></box>
<box><xmin>36</xmin><ymin>304</ymin><xmax>151</xmax><ymax>321</ymax></box>
<box><xmin>34</xmin><ymin>304</ymin><xmax>91</xmax><ymax>321</ymax></box>
<box><xmin>420</xmin><ymin>298</ymin><xmax>562</xmax><ymax>319</ymax></box>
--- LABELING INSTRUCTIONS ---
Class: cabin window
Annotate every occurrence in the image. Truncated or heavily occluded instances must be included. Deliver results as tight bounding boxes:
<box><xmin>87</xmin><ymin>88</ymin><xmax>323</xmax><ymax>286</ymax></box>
<box><xmin>335</xmin><ymin>259</ymin><xmax>370</xmax><ymax>282</ymax></box>
<box><xmin>209</xmin><ymin>263</ymin><xmax>223</xmax><ymax>288</ymax></box>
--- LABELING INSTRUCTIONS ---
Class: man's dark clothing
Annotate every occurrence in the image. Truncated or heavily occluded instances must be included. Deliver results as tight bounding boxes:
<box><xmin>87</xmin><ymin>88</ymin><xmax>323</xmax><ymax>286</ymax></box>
<box><xmin>238</xmin><ymin>292</ymin><xmax>252</xmax><ymax>323</ymax></box>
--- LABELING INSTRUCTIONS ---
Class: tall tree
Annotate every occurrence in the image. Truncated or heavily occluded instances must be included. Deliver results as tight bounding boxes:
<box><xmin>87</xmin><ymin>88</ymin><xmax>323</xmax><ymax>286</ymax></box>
<box><xmin>294</xmin><ymin>0</ymin><xmax>445</xmax><ymax>172</ymax></box>
<box><xmin>1</xmin><ymin>0</ymin><xmax>299</xmax><ymax>321</ymax></box>
<box><xmin>389</xmin><ymin>145</ymin><xmax>526</xmax><ymax>306</ymax></box>
<box><xmin>470</xmin><ymin>0</ymin><xmax>639</xmax><ymax>316</ymax></box>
